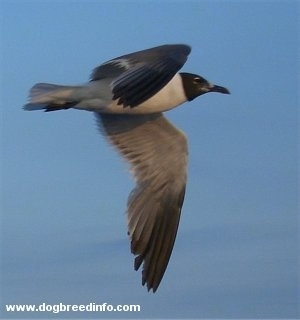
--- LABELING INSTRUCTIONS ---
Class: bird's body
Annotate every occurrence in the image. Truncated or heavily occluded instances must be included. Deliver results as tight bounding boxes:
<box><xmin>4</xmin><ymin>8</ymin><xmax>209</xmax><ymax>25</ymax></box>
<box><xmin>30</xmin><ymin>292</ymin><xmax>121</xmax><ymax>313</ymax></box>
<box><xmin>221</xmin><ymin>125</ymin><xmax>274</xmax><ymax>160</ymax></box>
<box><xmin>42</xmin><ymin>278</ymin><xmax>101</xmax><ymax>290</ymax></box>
<box><xmin>73</xmin><ymin>73</ymin><xmax>186</xmax><ymax>114</ymax></box>
<box><xmin>24</xmin><ymin>44</ymin><xmax>229</xmax><ymax>292</ymax></box>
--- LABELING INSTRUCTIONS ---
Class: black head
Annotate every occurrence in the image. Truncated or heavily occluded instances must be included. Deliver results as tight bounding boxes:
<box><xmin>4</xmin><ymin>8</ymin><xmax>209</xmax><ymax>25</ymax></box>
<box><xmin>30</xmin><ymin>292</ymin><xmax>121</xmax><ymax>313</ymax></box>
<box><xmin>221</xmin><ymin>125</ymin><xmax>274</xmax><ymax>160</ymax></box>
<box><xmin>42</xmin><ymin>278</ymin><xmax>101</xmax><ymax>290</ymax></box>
<box><xmin>180</xmin><ymin>72</ymin><xmax>230</xmax><ymax>101</ymax></box>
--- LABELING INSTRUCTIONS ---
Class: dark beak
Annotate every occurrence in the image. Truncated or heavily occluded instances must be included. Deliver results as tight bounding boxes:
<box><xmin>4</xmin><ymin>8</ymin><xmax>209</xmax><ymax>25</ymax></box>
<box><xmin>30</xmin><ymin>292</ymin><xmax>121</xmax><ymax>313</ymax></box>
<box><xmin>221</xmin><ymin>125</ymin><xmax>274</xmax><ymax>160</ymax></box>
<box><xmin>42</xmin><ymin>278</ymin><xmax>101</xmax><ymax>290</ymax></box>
<box><xmin>210</xmin><ymin>85</ymin><xmax>230</xmax><ymax>94</ymax></box>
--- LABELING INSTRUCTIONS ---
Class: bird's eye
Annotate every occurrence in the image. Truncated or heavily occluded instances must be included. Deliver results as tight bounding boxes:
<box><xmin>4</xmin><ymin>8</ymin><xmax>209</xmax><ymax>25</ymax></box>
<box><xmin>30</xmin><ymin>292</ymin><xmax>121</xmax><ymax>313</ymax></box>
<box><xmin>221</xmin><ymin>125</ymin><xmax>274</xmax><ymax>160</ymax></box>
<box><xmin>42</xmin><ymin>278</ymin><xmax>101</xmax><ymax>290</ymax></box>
<box><xmin>193</xmin><ymin>77</ymin><xmax>203</xmax><ymax>84</ymax></box>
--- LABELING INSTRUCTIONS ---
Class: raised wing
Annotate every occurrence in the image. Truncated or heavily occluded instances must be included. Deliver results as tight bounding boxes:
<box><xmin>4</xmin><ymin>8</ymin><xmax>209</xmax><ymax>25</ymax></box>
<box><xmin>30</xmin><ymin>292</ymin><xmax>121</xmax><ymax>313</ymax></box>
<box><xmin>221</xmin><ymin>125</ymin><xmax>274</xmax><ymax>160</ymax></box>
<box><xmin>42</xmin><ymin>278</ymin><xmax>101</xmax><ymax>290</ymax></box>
<box><xmin>91</xmin><ymin>44</ymin><xmax>191</xmax><ymax>108</ymax></box>
<box><xmin>96</xmin><ymin>112</ymin><xmax>188</xmax><ymax>292</ymax></box>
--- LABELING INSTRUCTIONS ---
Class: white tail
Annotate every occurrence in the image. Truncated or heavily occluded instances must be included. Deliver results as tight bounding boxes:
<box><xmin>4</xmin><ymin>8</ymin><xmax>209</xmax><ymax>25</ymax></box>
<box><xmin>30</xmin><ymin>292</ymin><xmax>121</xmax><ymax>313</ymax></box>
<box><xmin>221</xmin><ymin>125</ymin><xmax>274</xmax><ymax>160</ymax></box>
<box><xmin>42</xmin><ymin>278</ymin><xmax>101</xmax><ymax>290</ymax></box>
<box><xmin>23</xmin><ymin>83</ymin><xmax>80</xmax><ymax>111</ymax></box>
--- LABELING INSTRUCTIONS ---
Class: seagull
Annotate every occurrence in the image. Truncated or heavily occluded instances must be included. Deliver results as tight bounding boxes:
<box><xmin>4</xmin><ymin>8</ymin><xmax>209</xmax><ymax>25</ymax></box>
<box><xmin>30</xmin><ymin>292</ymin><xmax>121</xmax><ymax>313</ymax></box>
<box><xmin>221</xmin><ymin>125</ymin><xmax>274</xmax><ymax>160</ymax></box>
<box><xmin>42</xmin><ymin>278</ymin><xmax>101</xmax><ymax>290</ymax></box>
<box><xmin>24</xmin><ymin>44</ymin><xmax>230</xmax><ymax>292</ymax></box>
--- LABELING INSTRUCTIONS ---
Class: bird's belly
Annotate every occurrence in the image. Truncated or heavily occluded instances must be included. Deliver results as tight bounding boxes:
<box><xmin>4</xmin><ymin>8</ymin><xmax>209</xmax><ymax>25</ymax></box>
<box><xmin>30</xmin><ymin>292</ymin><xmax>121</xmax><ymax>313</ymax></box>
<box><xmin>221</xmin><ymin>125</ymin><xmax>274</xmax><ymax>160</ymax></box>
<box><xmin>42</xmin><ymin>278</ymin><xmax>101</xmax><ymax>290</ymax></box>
<box><xmin>105</xmin><ymin>73</ymin><xmax>187</xmax><ymax>114</ymax></box>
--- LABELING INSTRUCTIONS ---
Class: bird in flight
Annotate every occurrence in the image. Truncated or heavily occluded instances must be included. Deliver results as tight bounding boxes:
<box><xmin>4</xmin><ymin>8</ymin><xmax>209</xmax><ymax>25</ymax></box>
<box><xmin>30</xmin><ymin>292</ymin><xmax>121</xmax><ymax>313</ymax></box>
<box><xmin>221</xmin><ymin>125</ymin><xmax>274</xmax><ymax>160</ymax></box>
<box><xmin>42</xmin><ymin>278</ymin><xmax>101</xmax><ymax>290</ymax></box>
<box><xmin>24</xmin><ymin>44</ymin><xmax>230</xmax><ymax>292</ymax></box>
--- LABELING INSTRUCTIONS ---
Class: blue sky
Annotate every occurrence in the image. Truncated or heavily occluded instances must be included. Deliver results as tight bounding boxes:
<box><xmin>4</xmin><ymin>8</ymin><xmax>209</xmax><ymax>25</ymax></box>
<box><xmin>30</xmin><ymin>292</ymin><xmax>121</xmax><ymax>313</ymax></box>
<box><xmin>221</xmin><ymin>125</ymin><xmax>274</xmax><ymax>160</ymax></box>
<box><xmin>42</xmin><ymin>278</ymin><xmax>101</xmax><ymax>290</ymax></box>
<box><xmin>0</xmin><ymin>0</ymin><xmax>299</xmax><ymax>318</ymax></box>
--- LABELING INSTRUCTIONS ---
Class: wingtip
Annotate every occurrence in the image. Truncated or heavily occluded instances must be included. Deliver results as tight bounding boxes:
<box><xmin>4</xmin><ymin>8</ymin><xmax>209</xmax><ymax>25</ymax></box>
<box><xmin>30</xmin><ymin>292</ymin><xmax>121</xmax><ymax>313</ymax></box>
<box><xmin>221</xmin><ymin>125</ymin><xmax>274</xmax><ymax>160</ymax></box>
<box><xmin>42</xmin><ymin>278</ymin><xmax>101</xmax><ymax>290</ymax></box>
<box><xmin>23</xmin><ymin>103</ymin><xmax>46</xmax><ymax>111</ymax></box>
<box><xmin>148</xmin><ymin>284</ymin><xmax>158</xmax><ymax>293</ymax></box>
<box><xmin>143</xmin><ymin>278</ymin><xmax>158</xmax><ymax>293</ymax></box>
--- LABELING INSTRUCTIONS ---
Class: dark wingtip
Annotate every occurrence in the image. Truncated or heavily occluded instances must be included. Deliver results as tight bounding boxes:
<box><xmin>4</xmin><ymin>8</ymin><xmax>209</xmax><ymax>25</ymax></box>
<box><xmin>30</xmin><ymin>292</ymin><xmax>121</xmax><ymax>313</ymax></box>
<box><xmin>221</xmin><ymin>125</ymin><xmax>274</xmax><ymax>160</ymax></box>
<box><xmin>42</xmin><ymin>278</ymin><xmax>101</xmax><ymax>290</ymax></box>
<box><xmin>23</xmin><ymin>103</ymin><xmax>46</xmax><ymax>111</ymax></box>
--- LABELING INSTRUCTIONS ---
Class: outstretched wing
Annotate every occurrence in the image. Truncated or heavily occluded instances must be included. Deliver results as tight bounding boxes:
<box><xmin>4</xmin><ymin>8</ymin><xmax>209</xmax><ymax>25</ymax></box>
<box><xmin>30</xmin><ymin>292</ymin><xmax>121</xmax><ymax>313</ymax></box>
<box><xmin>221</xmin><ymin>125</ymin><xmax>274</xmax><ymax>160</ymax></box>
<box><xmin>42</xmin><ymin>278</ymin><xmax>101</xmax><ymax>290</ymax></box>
<box><xmin>91</xmin><ymin>44</ymin><xmax>191</xmax><ymax>108</ymax></box>
<box><xmin>96</xmin><ymin>112</ymin><xmax>188</xmax><ymax>292</ymax></box>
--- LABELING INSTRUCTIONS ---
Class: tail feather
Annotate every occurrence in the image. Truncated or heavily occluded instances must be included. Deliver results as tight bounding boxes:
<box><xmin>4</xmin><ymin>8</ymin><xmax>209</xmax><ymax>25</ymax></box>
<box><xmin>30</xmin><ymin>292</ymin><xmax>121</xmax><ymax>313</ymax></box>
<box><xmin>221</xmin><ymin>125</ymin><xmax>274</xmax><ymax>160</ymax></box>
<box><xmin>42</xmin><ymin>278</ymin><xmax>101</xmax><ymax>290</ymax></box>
<box><xmin>23</xmin><ymin>83</ymin><xmax>80</xmax><ymax>111</ymax></box>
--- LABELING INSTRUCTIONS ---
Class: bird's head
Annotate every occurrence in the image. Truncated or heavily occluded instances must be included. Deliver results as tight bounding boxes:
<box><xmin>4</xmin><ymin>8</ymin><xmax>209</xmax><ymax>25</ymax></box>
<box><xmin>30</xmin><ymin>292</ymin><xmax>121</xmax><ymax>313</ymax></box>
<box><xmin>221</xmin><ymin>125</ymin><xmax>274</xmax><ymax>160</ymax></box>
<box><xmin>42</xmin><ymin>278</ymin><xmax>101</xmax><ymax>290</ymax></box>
<box><xmin>180</xmin><ymin>72</ymin><xmax>230</xmax><ymax>101</ymax></box>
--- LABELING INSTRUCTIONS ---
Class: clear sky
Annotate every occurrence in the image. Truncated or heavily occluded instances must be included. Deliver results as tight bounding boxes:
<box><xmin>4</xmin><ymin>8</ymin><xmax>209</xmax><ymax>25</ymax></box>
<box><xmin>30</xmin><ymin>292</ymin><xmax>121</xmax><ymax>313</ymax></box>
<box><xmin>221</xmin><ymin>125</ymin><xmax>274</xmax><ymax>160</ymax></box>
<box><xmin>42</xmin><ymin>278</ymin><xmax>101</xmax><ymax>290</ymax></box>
<box><xmin>0</xmin><ymin>0</ymin><xmax>299</xmax><ymax>318</ymax></box>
